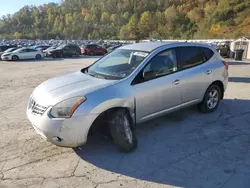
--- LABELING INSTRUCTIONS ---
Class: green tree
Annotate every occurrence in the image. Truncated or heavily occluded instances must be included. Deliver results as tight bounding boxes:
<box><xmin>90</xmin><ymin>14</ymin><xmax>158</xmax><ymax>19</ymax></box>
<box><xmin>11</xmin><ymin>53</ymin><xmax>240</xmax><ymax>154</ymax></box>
<box><xmin>101</xmin><ymin>12</ymin><xmax>110</xmax><ymax>23</ymax></box>
<box><xmin>0</xmin><ymin>0</ymin><xmax>249</xmax><ymax>39</ymax></box>
<box><xmin>13</xmin><ymin>32</ymin><xmax>22</xmax><ymax>39</ymax></box>
<box><xmin>138</xmin><ymin>11</ymin><xmax>155</xmax><ymax>38</ymax></box>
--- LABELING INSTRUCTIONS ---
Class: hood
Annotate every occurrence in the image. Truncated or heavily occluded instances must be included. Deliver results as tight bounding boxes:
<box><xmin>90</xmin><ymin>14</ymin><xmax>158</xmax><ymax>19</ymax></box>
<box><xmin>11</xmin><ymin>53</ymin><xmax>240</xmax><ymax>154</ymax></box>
<box><xmin>32</xmin><ymin>70</ymin><xmax>117</xmax><ymax>106</ymax></box>
<box><xmin>44</xmin><ymin>48</ymin><xmax>56</xmax><ymax>52</ymax></box>
<box><xmin>1</xmin><ymin>52</ymin><xmax>12</xmax><ymax>56</ymax></box>
<box><xmin>48</xmin><ymin>49</ymin><xmax>62</xmax><ymax>53</ymax></box>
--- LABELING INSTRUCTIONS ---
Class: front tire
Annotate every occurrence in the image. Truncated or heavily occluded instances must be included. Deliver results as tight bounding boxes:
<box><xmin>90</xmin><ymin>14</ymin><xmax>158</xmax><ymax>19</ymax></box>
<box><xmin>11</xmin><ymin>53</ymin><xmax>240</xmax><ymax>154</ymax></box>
<box><xmin>36</xmin><ymin>54</ymin><xmax>42</xmax><ymax>60</ymax></box>
<box><xmin>12</xmin><ymin>55</ymin><xmax>19</xmax><ymax>61</ymax></box>
<box><xmin>108</xmin><ymin>109</ymin><xmax>137</xmax><ymax>153</ymax></box>
<box><xmin>75</xmin><ymin>52</ymin><xmax>80</xmax><ymax>57</ymax></box>
<box><xmin>198</xmin><ymin>84</ymin><xmax>221</xmax><ymax>113</ymax></box>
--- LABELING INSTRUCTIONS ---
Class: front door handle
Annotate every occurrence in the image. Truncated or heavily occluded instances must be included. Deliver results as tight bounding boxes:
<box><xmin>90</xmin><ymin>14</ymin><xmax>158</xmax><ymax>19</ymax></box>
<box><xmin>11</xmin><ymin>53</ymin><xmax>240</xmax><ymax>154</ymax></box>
<box><xmin>173</xmin><ymin>80</ymin><xmax>180</xmax><ymax>85</ymax></box>
<box><xmin>206</xmin><ymin>70</ymin><xmax>212</xmax><ymax>75</ymax></box>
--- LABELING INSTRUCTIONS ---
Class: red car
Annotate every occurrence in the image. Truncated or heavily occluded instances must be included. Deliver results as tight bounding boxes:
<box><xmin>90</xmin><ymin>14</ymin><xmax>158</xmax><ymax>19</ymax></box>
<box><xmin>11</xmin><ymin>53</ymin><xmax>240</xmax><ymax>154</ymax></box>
<box><xmin>81</xmin><ymin>44</ymin><xmax>107</xmax><ymax>56</ymax></box>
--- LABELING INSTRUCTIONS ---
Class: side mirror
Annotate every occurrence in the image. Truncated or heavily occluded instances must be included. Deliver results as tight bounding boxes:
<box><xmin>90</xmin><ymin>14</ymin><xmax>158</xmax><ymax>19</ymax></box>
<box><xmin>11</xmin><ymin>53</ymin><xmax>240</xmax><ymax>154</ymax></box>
<box><xmin>143</xmin><ymin>71</ymin><xmax>155</xmax><ymax>81</ymax></box>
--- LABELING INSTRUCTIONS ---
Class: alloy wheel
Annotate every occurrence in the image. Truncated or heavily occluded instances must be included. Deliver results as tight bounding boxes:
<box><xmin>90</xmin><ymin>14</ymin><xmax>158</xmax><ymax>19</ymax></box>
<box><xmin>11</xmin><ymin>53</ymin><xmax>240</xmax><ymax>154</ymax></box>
<box><xmin>207</xmin><ymin>89</ymin><xmax>219</xmax><ymax>109</ymax></box>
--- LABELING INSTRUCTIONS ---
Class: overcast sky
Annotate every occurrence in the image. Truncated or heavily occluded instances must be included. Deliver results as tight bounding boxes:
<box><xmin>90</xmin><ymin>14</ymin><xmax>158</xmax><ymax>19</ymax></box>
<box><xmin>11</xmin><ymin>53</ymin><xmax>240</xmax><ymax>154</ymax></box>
<box><xmin>0</xmin><ymin>0</ymin><xmax>59</xmax><ymax>17</ymax></box>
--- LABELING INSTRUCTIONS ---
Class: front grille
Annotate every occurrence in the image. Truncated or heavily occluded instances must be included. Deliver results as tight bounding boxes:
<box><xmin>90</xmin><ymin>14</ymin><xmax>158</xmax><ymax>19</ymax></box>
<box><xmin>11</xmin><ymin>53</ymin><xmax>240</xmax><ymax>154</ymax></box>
<box><xmin>29</xmin><ymin>98</ymin><xmax>48</xmax><ymax>116</ymax></box>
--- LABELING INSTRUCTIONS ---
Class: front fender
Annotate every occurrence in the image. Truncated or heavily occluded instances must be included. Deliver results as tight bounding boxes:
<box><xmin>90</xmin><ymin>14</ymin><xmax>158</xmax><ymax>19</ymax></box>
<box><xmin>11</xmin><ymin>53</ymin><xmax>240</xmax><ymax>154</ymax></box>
<box><xmin>90</xmin><ymin>98</ymin><xmax>135</xmax><ymax>125</ymax></box>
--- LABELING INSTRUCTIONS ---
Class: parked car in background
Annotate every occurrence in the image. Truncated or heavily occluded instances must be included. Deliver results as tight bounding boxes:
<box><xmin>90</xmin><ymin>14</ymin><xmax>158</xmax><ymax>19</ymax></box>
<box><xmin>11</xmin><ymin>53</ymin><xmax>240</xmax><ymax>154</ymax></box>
<box><xmin>107</xmin><ymin>45</ymin><xmax>121</xmax><ymax>53</ymax></box>
<box><xmin>217</xmin><ymin>44</ymin><xmax>230</xmax><ymax>58</ymax></box>
<box><xmin>0</xmin><ymin>45</ymin><xmax>17</xmax><ymax>53</ymax></box>
<box><xmin>27</xmin><ymin>42</ymin><xmax>228</xmax><ymax>153</ymax></box>
<box><xmin>101</xmin><ymin>43</ymin><xmax>111</xmax><ymax>49</ymax></box>
<box><xmin>81</xmin><ymin>44</ymin><xmax>107</xmax><ymax>55</ymax></box>
<box><xmin>34</xmin><ymin>45</ymin><xmax>51</xmax><ymax>52</ymax></box>
<box><xmin>46</xmin><ymin>44</ymin><xmax>81</xmax><ymax>58</ymax></box>
<box><xmin>0</xmin><ymin>47</ymin><xmax>19</xmax><ymax>60</ymax></box>
<box><xmin>1</xmin><ymin>47</ymin><xmax>43</xmax><ymax>61</ymax></box>
<box><xmin>43</xmin><ymin>46</ymin><xmax>57</xmax><ymax>53</ymax></box>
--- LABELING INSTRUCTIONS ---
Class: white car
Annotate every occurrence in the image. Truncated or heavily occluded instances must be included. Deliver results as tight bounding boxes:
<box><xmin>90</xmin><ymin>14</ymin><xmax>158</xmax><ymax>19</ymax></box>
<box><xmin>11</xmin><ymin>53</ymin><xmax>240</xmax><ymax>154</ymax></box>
<box><xmin>1</xmin><ymin>48</ymin><xmax>44</xmax><ymax>61</ymax></box>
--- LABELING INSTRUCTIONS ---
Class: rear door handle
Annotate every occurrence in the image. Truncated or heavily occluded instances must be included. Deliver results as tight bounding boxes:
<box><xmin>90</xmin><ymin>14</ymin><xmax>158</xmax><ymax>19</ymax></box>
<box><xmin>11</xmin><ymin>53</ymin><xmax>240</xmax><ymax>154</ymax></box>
<box><xmin>173</xmin><ymin>80</ymin><xmax>180</xmax><ymax>85</ymax></box>
<box><xmin>206</xmin><ymin>70</ymin><xmax>212</xmax><ymax>75</ymax></box>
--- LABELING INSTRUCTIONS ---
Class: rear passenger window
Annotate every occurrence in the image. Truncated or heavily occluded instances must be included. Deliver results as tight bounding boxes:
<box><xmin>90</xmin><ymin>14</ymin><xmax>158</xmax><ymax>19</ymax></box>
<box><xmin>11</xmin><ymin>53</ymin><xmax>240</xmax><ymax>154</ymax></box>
<box><xmin>201</xmin><ymin>47</ymin><xmax>214</xmax><ymax>61</ymax></box>
<box><xmin>176</xmin><ymin>47</ymin><xmax>204</xmax><ymax>69</ymax></box>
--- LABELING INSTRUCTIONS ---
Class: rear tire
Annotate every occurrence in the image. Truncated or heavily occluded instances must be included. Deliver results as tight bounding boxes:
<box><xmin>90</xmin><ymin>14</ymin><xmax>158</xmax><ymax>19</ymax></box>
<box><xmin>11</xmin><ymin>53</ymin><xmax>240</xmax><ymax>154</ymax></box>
<box><xmin>36</xmin><ymin>54</ymin><xmax>42</xmax><ymax>60</ymax></box>
<box><xmin>198</xmin><ymin>84</ymin><xmax>221</xmax><ymax>113</ymax></box>
<box><xmin>12</xmin><ymin>55</ymin><xmax>19</xmax><ymax>61</ymax></box>
<box><xmin>90</xmin><ymin>52</ymin><xmax>94</xmax><ymax>56</ymax></box>
<box><xmin>108</xmin><ymin>109</ymin><xmax>137</xmax><ymax>153</ymax></box>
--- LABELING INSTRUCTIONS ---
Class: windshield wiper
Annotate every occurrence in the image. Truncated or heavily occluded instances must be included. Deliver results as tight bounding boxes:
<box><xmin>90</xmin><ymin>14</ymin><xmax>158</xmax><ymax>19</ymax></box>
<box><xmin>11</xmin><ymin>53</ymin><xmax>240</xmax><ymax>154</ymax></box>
<box><xmin>93</xmin><ymin>74</ymin><xmax>108</xmax><ymax>80</ymax></box>
<box><xmin>87</xmin><ymin>71</ymin><xmax>107</xmax><ymax>80</ymax></box>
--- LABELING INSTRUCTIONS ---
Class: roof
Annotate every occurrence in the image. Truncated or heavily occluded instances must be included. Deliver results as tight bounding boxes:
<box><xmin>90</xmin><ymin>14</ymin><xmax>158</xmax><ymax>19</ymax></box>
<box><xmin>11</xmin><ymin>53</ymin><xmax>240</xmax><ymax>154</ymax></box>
<box><xmin>233</xmin><ymin>37</ymin><xmax>250</xmax><ymax>41</ymax></box>
<box><xmin>119</xmin><ymin>42</ymin><xmax>217</xmax><ymax>52</ymax></box>
<box><xmin>120</xmin><ymin>42</ymin><xmax>171</xmax><ymax>52</ymax></box>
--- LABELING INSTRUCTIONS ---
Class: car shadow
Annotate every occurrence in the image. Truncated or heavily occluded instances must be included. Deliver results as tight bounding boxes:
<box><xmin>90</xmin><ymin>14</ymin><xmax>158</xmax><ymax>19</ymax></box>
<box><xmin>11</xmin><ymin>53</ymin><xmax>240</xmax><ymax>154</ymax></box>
<box><xmin>74</xmin><ymin>99</ymin><xmax>250</xmax><ymax>187</ymax></box>
<box><xmin>227</xmin><ymin>61</ymin><xmax>250</xmax><ymax>65</ymax></box>
<box><xmin>229</xmin><ymin>77</ymin><xmax>250</xmax><ymax>83</ymax></box>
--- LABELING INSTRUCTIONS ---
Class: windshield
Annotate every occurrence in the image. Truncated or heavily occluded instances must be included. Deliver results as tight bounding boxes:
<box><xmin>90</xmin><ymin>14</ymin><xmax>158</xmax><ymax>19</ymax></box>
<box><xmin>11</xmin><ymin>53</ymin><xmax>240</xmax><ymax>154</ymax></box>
<box><xmin>13</xmin><ymin>48</ymin><xmax>24</xmax><ymax>52</ymax></box>
<box><xmin>57</xmin><ymin>45</ymin><xmax>66</xmax><ymax>49</ymax></box>
<box><xmin>4</xmin><ymin>48</ymin><xmax>16</xmax><ymax>52</ymax></box>
<box><xmin>86</xmin><ymin>49</ymin><xmax>149</xmax><ymax>80</ymax></box>
<box><xmin>46</xmin><ymin>46</ymin><xmax>56</xmax><ymax>50</ymax></box>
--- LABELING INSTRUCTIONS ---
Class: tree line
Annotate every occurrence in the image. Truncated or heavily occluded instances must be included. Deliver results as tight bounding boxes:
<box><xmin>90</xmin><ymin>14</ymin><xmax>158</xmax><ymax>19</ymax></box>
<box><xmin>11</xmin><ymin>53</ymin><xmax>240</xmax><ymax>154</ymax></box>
<box><xmin>0</xmin><ymin>0</ymin><xmax>249</xmax><ymax>40</ymax></box>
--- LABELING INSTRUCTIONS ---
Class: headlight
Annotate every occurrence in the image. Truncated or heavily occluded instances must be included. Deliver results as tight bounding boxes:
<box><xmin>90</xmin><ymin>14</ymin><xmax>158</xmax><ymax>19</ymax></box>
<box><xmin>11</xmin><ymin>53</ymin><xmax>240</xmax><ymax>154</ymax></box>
<box><xmin>3</xmin><ymin>54</ymin><xmax>11</xmax><ymax>56</ymax></box>
<box><xmin>50</xmin><ymin>97</ymin><xmax>86</xmax><ymax>118</ymax></box>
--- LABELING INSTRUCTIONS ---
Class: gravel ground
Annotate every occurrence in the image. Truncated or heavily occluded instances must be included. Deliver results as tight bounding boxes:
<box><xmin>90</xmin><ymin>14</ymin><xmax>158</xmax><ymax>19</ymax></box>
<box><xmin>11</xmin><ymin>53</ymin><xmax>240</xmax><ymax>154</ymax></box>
<box><xmin>0</xmin><ymin>57</ymin><xmax>250</xmax><ymax>188</ymax></box>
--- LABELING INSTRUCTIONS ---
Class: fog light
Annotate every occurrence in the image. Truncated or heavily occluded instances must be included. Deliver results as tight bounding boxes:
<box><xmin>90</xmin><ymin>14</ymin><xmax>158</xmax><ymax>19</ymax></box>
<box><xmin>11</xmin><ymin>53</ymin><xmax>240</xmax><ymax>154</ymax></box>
<box><xmin>53</xmin><ymin>137</ymin><xmax>62</xmax><ymax>143</ymax></box>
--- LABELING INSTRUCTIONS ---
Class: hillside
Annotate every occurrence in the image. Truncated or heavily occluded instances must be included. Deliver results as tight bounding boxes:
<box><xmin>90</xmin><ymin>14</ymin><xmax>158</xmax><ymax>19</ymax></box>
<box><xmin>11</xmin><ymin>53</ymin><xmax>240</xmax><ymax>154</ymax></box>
<box><xmin>0</xmin><ymin>0</ymin><xmax>249</xmax><ymax>40</ymax></box>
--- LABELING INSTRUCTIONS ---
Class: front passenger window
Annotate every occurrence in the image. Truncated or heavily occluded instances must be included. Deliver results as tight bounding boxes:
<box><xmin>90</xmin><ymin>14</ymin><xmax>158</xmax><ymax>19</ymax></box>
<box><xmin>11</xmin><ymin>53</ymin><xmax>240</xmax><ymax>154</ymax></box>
<box><xmin>143</xmin><ymin>49</ymin><xmax>177</xmax><ymax>80</ymax></box>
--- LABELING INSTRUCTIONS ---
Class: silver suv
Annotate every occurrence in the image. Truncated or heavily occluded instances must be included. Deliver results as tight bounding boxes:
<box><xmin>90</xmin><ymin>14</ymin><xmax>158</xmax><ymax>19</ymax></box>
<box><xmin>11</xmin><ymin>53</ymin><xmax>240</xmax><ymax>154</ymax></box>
<box><xmin>27</xmin><ymin>42</ymin><xmax>229</xmax><ymax>152</ymax></box>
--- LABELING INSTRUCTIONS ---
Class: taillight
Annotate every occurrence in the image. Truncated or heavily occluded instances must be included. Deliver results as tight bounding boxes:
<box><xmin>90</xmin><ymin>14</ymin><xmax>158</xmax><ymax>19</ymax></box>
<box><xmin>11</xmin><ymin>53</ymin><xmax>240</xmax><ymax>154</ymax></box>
<box><xmin>222</xmin><ymin>61</ymin><xmax>228</xmax><ymax>70</ymax></box>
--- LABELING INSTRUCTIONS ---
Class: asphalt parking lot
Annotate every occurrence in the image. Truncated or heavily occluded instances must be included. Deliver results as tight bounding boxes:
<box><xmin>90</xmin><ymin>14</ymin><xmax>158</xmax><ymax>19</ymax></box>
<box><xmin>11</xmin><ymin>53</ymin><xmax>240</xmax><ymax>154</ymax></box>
<box><xmin>0</xmin><ymin>57</ymin><xmax>250</xmax><ymax>188</ymax></box>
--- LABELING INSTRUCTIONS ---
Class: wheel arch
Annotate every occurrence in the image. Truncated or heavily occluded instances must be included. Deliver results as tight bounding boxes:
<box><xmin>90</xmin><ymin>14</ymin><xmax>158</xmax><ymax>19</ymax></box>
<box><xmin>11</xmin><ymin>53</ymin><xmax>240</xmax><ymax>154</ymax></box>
<box><xmin>12</xmin><ymin>55</ymin><xmax>19</xmax><ymax>60</ymax></box>
<box><xmin>88</xmin><ymin>105</ymin><xmax>135</xmax><ymax>139</ymax></box>
<box><xmin>210</xmin><ymin>80</ymin><xmax>224</xmax><ymax>99</ymax></box>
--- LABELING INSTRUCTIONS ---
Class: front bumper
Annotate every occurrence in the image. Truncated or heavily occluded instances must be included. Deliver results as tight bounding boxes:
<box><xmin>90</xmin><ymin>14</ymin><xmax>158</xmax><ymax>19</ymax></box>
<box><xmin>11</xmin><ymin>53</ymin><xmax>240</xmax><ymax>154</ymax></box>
<box><xmin>1</xmin><ymin>56</ymin><xmax>10</xmax><ymax>60</ymax></box>
<box><xmin>45</xmin><ymin>53</ymin><xmax>52</xmax><ymax>57</ymax></box>
<box><xmin>26</xmin><ymin>107</ymin><xmax>98</xmax><ymax>147</ymax></box>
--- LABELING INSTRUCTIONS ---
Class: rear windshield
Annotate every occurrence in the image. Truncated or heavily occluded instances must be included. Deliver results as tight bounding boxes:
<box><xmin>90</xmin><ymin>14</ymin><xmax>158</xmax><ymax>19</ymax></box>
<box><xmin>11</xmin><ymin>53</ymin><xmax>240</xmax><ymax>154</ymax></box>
<box><xmin>201</xmin><ymin>47</ymin><xmax>214</xmax><ymax>61</ymax></box>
